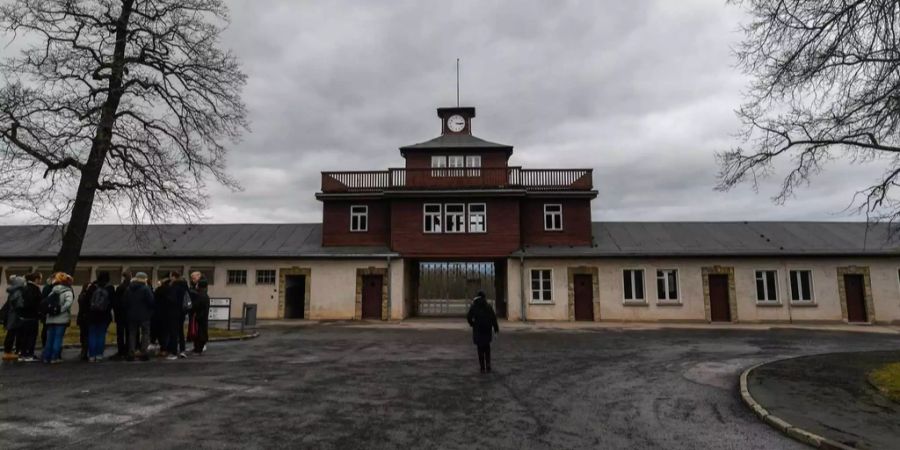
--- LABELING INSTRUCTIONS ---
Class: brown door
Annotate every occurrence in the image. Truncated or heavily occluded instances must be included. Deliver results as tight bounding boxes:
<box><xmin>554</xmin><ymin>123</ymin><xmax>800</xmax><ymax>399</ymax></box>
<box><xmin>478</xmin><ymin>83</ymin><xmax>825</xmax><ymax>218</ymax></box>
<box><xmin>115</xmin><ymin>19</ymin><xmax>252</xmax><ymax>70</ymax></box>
<box><xmin>844</xmin><ymin>274</ymin><xmax>868</xmax><ymax>323</ymax></box>
<box><xmin>708</xmin><ymin>274</ymin><xmax>731</xmax><ymax>322</ymax></box>
<box><xmin>573</xmin><ymin>274</ymin><xmax>594</xmax><ymax>321</ymax></box>
<box><xmin>361</xmin><ymin>275</ymin><xmax>383</xmax><ymax>320</ymax></box>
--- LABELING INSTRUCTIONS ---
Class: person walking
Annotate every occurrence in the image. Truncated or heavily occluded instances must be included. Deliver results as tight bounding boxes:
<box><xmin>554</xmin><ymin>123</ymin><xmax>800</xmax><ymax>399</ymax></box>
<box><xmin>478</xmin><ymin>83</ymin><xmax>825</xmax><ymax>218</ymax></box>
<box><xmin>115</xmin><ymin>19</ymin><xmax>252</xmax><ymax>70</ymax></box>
<box><xmin>86</xmin><ymin>272</ymin><xmax>115</xmax><ymax>362</ymax></box>
<box><xmin>110</xmin><ymin>271</ymin><xmax>132</xmax><ymax>360</ymax></box>
<box><xmin>2</xmin><ymin>276</ymin><xmax>25</xmax><ymax>361</ymax></box>
<box><xmin>125</xmin><ymin>272</ymin><xmax>155</xmax><ymax>362</ymax></box>
<box><xmin>41</xmin><ymin>273</ymin><xmax>75</xmax><ymax>364</ymax></box>
<box><xmin>466</xmin><ymin>291</ymin><xmax>499</xmax><ymax>374</ymax></box>
<box><xmin>190</xmin><ymin>279</ymin><xmax>210</xmax><ymax>354</ymax></box>
<box><xmin>15</xmin><ymin>272</ymin><xmax>43</xmax><ymax>362</ymax></box>
<box><xmin>169</xmin><ymin>272</ymin><xmax>190</xmax><ymax>359</ymax></box>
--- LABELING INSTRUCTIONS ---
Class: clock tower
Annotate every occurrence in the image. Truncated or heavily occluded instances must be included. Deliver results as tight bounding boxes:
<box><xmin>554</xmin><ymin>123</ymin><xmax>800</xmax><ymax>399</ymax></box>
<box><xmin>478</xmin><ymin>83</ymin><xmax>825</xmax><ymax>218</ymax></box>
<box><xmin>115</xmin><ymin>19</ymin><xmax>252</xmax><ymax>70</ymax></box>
<box><xmin>437</xmin><ymin>106</ymin><xmax>475</xmax><ymax>135</ymax></box>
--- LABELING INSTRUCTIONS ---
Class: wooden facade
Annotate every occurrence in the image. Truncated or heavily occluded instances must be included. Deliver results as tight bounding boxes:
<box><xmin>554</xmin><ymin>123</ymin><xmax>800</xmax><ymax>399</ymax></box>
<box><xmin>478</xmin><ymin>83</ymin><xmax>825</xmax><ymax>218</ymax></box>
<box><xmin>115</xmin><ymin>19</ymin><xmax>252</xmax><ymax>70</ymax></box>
<box><xmin>317</xmin><ymin>106</ymin><xmax>598</xmax><ymax>259</ymax></box>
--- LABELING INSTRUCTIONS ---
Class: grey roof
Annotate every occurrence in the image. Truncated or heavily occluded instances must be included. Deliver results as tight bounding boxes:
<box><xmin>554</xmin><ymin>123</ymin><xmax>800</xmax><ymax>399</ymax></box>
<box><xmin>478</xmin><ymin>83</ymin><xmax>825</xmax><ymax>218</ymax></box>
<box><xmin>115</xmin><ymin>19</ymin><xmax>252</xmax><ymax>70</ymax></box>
<box><xmin>399</xmin><ymin>134</ymin><xmax>513</xmax><ymax>152</ymax></box>
<box><xmin>515</xmin><ymin>222</ymin><xmax>900</xmax><ymax>257</ymax></box>
<box><xmin>0</xmin><ymin>224</ymin><xmax>395</xmax><ymax>259</ymax></box>
<box><xmin>0</xmin><ymin>221</ymin><xmax>897</xmax><ymax>260</ymax></box>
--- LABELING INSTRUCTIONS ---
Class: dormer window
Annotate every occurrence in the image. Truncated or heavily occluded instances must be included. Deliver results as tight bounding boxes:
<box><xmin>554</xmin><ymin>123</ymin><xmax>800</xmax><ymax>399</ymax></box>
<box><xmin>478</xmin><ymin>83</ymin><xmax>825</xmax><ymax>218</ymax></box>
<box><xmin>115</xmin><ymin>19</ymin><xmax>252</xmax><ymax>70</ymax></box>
<box><xmin>350</xmin><ymin>205</ymin><xmax>368</xmax><ymax>232</ymax></box>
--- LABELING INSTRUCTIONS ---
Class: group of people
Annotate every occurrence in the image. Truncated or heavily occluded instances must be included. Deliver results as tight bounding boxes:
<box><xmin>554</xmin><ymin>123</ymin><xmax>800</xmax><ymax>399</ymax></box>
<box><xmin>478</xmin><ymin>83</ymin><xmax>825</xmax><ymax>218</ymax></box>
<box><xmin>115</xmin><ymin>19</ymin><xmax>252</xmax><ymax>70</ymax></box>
<box><xmin>2</xmin><ymin>270</ymin><xmax>210</xmax><ymax>363</ymax></box>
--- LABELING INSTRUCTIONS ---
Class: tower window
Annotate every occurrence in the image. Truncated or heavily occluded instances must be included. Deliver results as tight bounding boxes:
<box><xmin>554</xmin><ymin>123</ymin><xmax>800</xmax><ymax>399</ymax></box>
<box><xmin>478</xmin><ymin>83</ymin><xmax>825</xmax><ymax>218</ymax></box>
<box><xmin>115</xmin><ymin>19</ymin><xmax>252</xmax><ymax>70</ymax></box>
<box><xmin>468</xmin><ymin>203</ymin><xmax>486</xmax><ymax>233</ymax></box>
<box><xmin>544</xmin><ymin>204</ymin><xmax>563</xmax><ymax>231</ymax></box>
<box><xmin>350</xmin><ymin>205</ymin><xmax>368</xmax><ymax>232</ymax></box>
<box><xmin>423</xmin><ymin>204</ymin><xmax>442</xmax><ymax>233</ymax></box>
<box><xmin>445</xmin><ymin>203</ymin><xmax>466</xmax><ymax>233</ymax></box>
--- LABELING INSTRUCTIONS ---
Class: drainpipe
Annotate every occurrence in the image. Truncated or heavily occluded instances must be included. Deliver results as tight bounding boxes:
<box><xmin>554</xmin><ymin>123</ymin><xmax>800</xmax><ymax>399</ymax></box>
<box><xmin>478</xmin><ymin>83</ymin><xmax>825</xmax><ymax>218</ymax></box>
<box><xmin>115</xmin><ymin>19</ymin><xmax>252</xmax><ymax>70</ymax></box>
<box><xmin>519</xmin><ymin>254</ymin><xmax>527</xmax><ymax>322</ymax></box>
<box><xmin>386</xmin><ymin>255</ymin><xmax>392</xmax><ymax>321</ymax></box>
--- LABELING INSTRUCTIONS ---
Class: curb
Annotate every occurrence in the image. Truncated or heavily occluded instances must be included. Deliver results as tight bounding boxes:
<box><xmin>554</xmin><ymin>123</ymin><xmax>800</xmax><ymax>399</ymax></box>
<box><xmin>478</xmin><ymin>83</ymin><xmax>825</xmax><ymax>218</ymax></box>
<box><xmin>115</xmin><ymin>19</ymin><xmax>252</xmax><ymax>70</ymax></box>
<box><xmin>739</xmin><ymin>362</ymin><xmax>855</xmax><ymax>450</ymax></box>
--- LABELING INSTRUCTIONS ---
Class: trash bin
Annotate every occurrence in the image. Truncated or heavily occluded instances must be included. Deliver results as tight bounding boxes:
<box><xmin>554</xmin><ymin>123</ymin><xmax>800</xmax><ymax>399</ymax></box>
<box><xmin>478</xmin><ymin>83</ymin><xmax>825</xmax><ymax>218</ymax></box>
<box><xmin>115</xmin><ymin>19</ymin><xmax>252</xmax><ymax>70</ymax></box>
<box><xmin>242</xmin><ymin>303</ymin><xmax>257</xmax><ymax>330</ymax></box>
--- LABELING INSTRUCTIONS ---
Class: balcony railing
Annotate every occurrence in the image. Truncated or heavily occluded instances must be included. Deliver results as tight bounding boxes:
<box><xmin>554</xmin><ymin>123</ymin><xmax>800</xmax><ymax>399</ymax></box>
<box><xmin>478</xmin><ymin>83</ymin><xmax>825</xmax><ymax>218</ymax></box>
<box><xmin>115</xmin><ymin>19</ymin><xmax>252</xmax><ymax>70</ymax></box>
<box><xmin>320</xmin><ymin>167</ymin><xmax>593</xmax><ymax>193</ymax></box>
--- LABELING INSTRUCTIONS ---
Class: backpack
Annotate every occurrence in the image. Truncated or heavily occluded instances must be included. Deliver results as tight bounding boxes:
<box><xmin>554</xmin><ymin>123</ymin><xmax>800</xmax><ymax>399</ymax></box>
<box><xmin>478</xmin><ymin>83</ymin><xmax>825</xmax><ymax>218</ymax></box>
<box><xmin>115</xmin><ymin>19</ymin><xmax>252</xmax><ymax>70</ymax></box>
<box><xmin>182</xmin><ymin>291</ymin><xmax>193</xmax><ymax>312</ymax></box>
<box><xmin>90</xmin><ymin>287</ymin><xmax>111</xmax><ymax>312</ymax></box>
<box><xmin>41</xmin><ymin>289</ymin><xmax>63</xmax><ymax>316</ymax></box>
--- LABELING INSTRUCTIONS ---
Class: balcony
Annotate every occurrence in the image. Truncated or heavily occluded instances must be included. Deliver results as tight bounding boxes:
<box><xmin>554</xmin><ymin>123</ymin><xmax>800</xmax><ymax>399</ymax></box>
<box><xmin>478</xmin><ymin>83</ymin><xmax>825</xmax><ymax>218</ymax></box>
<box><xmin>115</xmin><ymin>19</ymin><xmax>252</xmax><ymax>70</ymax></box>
<box><xmin>320</xmin><ymin>167</ymin><xmax>593</xmax><ymax>193</ymax></box>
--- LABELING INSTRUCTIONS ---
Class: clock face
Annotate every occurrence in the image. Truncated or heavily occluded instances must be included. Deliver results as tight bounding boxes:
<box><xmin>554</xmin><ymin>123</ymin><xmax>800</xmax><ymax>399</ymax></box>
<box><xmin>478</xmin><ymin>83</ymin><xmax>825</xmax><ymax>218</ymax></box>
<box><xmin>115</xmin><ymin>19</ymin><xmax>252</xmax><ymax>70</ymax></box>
<box><xmin>447</xmin><ymin>114</ymin><xmax>466</xmax><ymax>132</ymax></box>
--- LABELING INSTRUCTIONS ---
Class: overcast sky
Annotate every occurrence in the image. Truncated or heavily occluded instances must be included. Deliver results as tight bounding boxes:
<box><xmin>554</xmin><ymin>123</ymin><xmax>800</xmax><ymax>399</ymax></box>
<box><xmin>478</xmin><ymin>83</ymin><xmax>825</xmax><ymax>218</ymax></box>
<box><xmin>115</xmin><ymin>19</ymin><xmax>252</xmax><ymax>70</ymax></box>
<box><xmin>4</xmin><ymin>0</ymin><xmax>890</xmax><ymax>224</ymax></box>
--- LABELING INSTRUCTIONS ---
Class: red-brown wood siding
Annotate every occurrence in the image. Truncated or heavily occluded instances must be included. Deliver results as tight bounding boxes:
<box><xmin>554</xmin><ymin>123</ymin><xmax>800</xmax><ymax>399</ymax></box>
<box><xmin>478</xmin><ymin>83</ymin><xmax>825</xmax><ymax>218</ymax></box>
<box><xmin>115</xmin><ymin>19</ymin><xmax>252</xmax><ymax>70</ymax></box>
<box><xmin>322</xmin><ymin>200</ymin><xmax>390</xmax><ymax>247</ymax></box>
<box><xmin>520</xmin><ymin>198</ymin><xmax>593</xmax><ymax>246</ymax></box>
<box><xmin>404</xmin><ymin>150</ymin><xmax>510</xmax><ymax>169</ymax></box>
<box><xmin>390</xmin><ymin>198</ymin><xmax>521</xmax><ymax>257</ymax></box>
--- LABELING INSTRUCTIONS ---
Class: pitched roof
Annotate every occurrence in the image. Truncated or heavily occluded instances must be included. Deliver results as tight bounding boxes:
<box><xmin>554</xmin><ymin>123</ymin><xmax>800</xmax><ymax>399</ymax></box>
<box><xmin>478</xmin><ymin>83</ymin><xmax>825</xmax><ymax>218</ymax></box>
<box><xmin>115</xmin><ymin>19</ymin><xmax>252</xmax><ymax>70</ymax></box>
<box><xmin>399</xmin><ymin>134</ymin><xmax>513</xmax><ymax>152</ymax></box>
<box><xmin>0</xmin><ymin>224</ymin><xmax>395</xmax><ymax>259</ymax></box>
<box><xmin>0</xmin><ymin>222</ymin><xmax>896</xmax><ymax>260</ymax></box>
<box><xmin>515</xmin><ymin>222</ymin><xmax>900</xmax><ymax>257</ymax></box>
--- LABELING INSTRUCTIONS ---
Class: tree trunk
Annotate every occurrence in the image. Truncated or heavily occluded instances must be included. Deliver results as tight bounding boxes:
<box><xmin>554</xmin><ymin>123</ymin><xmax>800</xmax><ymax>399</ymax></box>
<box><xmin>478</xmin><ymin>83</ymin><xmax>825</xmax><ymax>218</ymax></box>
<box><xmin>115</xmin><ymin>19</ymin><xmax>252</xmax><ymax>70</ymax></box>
<box><xmin>52</xmin><ymin>0</ymin><xmax>135</xmax><ymax>275</ymax></box>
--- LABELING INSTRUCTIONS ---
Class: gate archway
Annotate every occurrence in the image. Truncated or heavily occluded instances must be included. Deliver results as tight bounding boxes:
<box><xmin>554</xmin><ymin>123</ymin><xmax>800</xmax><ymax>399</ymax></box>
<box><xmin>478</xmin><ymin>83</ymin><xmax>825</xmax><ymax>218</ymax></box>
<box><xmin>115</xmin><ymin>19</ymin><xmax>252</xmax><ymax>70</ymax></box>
<box><xmin>416</xmin><ymin>262</ymin><xmax>497</xmax><ymax>317</ymax></box>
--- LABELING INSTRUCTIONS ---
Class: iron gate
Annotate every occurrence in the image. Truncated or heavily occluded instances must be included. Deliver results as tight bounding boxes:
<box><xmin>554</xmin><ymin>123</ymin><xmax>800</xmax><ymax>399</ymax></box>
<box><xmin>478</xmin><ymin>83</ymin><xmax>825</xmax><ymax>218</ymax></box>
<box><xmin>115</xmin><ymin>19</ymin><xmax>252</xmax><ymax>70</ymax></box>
<box><xmin>417</xmin><ymin>262</ymin><xmax>496</xmax><ymax>316</ymax></box>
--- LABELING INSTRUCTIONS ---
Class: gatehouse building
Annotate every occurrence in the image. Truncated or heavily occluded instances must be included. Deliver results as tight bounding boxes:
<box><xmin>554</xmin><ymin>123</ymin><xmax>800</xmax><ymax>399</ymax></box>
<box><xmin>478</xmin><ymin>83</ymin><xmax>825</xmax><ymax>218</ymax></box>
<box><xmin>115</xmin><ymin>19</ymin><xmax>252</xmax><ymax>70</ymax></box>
<box><xmin>1</xmin><ymin>106</ymin><xmax>899</xmax><ymax>324</ymax></box>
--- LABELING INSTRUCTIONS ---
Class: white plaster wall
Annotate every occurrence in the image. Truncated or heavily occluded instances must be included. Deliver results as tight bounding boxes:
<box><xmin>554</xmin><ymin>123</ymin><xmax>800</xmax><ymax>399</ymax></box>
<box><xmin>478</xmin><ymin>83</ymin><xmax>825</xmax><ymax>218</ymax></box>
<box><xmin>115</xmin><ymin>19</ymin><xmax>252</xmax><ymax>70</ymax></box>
<box><xmin>504</xmin><ymin>257</ymin><xmax>900</xmax><ymax>323</ymax></box>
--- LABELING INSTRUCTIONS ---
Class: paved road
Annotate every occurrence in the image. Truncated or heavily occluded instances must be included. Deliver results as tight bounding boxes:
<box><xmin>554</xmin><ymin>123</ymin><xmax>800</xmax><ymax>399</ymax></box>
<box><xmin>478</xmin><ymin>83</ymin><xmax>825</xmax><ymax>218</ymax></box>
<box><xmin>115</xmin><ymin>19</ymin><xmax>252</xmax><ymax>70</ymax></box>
<box><xmin>2</xmin><ymin>324</ymin><xmax>899</xmax><ymax>449</ymax></box>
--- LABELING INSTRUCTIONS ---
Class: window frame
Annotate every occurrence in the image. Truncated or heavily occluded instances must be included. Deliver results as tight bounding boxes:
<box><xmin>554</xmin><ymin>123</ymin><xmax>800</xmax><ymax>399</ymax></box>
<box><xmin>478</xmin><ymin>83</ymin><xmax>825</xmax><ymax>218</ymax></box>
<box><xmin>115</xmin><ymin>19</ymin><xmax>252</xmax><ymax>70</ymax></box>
<box><xmin>529</xmin><ymin>268</ymin><xmax>554</xmax><ymax>304</ymax></box>
<box><xmin>255</xmin><ymin>269</ymin><xmax>276</xmax><ymax>285</ymax></box>
<box><xmin>349</xmin><ymin>205</ymin><xmax>368</xmax><ymax>232</ymax></box>
<box><xmin>226</xmin><ymin>269</ymin><xmax>247</xmax><ymax>286</ymax></box>
<box><xmin>423</xmin><ymin>203</ymin><xmax>443</xmax><ymax>233</ymax></box>
<box><xmin>444</xmin><ymin>203</ymin><xmax>466</xmax><ymax>233</ymax></box>
<box><xmin>467</xmin><ymin>203</ymin><xmax>487</xmax><ymax>233</ymax></box>
<box><xmin>754</xmin><ymin>269</ymin><xmax>780</xmax><ymax>304</ymax></box>
<box><xmin>788</xmin><ymin>269</ymin><xmax>815</xmax><ymax>303</ymax></box>
<box><xmin>656</xmin><ymin>269</ymin><xmax>680</xmax><ymax>303</ymax></box>
<box><xmin>465</xmin><ymin>155</ymin><xmax>482</xmax><ymax>176</ymax></box>
<box><xmin>543</xmin><ymin>203</ymin><xmax>563</xmax><ymax>231</ymax></box>
<box><xmin>622</xmin><ymin>268</ymin><xmax>646</xmax><ymax>303</ymax></box>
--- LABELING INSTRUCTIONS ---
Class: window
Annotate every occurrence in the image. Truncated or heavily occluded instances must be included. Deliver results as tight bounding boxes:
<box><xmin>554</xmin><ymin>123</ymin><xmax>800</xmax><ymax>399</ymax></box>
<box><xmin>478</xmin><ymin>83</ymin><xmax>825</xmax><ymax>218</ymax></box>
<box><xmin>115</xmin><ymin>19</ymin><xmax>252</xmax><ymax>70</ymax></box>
<box><xmin>424</xmin><ymin>204</ymin><xmax>442</xmax><ymax>233</ymax></box>
<box><xmin>256</xmin><ymin>269</ymin><xmax>276</xmax><ymax>285</ymax></box>
<box><xmin>755</xmin><ymin>270</ymin><xmax>779</xmax><ymax>303</ymax></box>
<box><xmin>448</xmin><ymin>155</ymin><xmax>465</xmax><ymax>177</ymax></box>
<box><xmin>189</xmin><ymin>266</ymin><xmax>215</xmax><ymax>285</ymax></box>
<box><xmin>445</xmin><ymin>203</ymin><xmax>466</xmax><ymax>233</ymax></box>
<box><xmin>656</xmin><ymin>269</ymin><xmax>678</xmax><ymax>301</ymax></box>
<box><xmin>466</xmin><ymin>155</ymin><xmax>481</xmax><ymax>176</ymax></box>
<box><xmin>350</xmin><ymin>205</ymin><xmax>368</xmax><ymax>232</ymax></box>
<box><xmin>431</xmin><ymin>155</ymin><xmax>447</xmax><ymax>176</ymax></box>
<box><xmin>468</xmin><ymin>203</ymin><xmax>487</xmax><ymax>233</ymax></box>
<box><xmin>789</xmin><ymin>270</ymin><xmax>813</xmax><ymax>302</ymax></box>
<box><xmin>530</xmin><ymin>269</ymin><xmax>552</xmax><ymax>303</ymax></box>
<box><xmin>544</xmin><ymin>204</ymin><xmax>563</xmax><ymax>231</ymax></box>
<box><xmin>623</xmin><ymin>269</ymin><xmax>645</xmax><ymax>302</ymax></box>
<box><xmin>227</xmin><ymin>269</ymin><xmax>247</xmax><ymax>285</ymax></box>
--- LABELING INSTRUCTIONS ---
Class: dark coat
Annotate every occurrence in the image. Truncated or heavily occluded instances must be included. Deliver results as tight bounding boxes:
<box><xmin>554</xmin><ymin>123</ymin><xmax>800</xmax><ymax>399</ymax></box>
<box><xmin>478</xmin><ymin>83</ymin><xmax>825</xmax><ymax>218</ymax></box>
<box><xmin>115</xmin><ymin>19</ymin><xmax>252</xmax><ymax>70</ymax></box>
<box><xmin>170</xmin><ymin>279</ymin><xmax>190</xmax><ymax>319</ymax></box>
<box><xmin>87</xmin><ymin>282</ymin><xmax>115</xmax><ymax>325</ymax></box>
<box><xmin>20</xmin><ymin>283</ymin><xmax>42</xmax><ymax>320</ymax></box>
<box><xmin>466</xmin><ymin>296</ymin><xmax>499</xmax><ymax>346</ymax></box>
<box><xmin>191</xmin><ymin>288</ymin><xmax>210</xmax><ymax>342</ymax></box>
<box><xmin>125</xmin><ymin>282</ymin><xmax>155</xmax><ymax>323</ymax></box>
<box><xmin>113</xmin><ymin>279</ymin><xmax>131</xmax><ymax>323</ymax></box>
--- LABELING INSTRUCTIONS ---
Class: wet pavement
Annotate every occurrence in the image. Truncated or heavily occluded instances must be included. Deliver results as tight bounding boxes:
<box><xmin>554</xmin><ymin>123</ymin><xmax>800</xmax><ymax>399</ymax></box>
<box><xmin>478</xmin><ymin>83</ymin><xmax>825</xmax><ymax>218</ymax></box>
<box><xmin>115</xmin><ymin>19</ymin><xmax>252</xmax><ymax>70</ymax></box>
<box><xmin>2</xmin><ymin>323</ymin><xmax>899</xmax><ymax>449</ymax></box>
<box><xmin>747</xmin><ymin>350</ymin><xmax>900</xmax><ymax>449</ymax></box>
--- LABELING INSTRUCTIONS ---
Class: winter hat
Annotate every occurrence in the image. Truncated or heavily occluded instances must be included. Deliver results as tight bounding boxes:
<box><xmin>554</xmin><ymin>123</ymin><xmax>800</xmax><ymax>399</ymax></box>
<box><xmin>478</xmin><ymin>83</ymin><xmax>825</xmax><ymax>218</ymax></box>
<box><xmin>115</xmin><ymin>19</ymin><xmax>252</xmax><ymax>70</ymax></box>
<box><xmin>133</xmin><ymin>272</ymin><xmax>149</xmax><ymax>283</ymax></box>
<box><xmin>8</xmin><ymin>276</ymin><xmax>25</xmax><ymax>288</ymax></box>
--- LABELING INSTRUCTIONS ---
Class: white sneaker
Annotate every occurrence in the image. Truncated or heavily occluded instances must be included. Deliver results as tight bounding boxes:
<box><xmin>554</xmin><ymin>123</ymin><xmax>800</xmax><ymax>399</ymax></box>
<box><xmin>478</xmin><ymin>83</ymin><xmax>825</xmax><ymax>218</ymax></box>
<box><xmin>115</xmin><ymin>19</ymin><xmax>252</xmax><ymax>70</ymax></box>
<box><xmin>165</xmin><ymin>354</ymin><xmax>178</xmax><ymax>360</ymax></box>
<box><xmin>178</xmin><ymin>352</ymin><xmax>187</xmax><ymax>359</ymax></box>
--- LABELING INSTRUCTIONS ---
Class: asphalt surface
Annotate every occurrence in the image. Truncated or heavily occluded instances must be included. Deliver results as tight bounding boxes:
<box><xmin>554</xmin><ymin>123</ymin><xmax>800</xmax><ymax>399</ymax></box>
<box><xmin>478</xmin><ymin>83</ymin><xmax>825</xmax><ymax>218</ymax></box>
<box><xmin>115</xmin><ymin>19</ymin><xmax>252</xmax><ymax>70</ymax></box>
<box><xmin>2</xmin><ymin>323</ymin><xmax>899</xmax><ymax>449</ymax></box>
<box><xmin>748</xmin><ymin>350</ymin><xmax>900</xmax><ymax>449</ymax></box>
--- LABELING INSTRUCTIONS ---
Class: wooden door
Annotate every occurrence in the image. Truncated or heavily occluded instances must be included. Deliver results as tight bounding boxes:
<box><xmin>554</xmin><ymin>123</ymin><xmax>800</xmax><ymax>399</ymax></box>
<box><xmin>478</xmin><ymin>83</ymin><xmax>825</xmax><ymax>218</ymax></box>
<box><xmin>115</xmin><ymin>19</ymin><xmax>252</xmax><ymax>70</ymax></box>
<box><xmin>573</xmin><ymin>274</ymin><xmax>594</xmax><ymax>321</ymax></box>
<box><xmin>708</xmin><ymin>274</ymin><xmax>731</xmax><ymax>322</ymax></box>
<box><xmin>361</xmin><ymin>275</ymin><xmax>383</xmax><ymax>320</ymax></box>
<box><xmin>284</xmin><ymin>275</ymin><xmax>305</xmax><ymax>319</ymax></box>
<box><xmin>844</xmin><ymin>274</ymin><xmax>868</xmax><ymax>323</ymax></box>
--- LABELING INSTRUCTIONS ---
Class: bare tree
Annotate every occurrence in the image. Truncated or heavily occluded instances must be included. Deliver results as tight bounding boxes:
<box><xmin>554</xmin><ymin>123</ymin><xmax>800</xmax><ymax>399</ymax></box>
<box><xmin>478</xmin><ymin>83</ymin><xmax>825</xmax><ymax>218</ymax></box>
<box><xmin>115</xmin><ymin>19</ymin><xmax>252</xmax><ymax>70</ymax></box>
<box><xmin>0</xmin><ymin>0</ymin><xmax>247</xmax><ymax>273</ymax></box>
<box><xmin>718</xmin><ymin>0</ymin><xmax>900</xmax><ymax>224</ymax></box>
